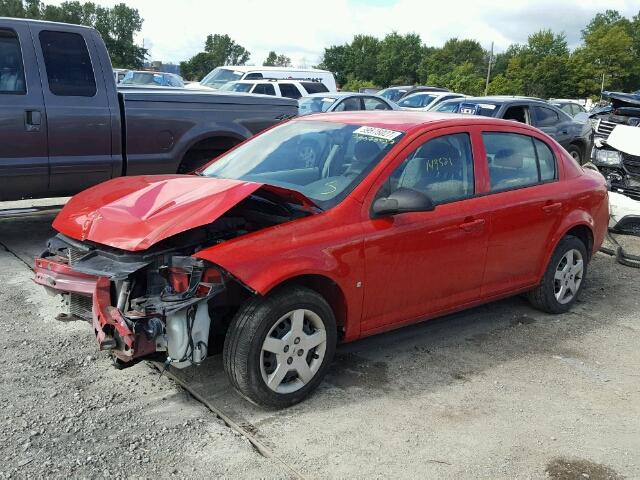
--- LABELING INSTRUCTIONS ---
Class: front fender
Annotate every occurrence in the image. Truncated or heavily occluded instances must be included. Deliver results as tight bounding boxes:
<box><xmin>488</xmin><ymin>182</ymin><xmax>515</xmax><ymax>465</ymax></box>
<box><xmin>194</xmin><ymin>211</ymin><xmax>366</xmax><ymax>340</ymax></box>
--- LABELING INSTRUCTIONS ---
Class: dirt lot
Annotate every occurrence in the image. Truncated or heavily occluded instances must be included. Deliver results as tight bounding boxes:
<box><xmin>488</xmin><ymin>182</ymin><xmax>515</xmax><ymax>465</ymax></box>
<box><xmin>0</xmin><ymin>202</ymin><xmax>639</xmax><ymax>479</ymax></box>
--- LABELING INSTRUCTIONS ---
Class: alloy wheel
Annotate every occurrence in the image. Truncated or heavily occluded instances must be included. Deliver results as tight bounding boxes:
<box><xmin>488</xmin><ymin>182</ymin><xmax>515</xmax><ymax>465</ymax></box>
<box><xmin>260</xmin><ymin>309</ymin><xmax>327</xmax><ymax>394</ymax></box>
<box><xmin>553</xmin><ymin>248</ymin><xmax>584</xmax><ymax>304</ymax></box>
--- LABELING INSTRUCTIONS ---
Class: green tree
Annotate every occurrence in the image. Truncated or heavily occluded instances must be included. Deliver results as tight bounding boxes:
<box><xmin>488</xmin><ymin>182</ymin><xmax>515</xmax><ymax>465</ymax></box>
<box><xmin>487</xmin><ymin>73</ymin><xmax>523</xmax><ymax>95</ymax></box>
<box><xmin>427</xmin><ymin>62</ymin><xmax>485</xmax><ymax>96</ymax></box>
<box><xmin>318</xmin><ymin>45</ymin><xmax>350</xmax><ymax>86</ymax></box>
<box><xmin>419</xmin><ymin>38</ymin><xmax>486</xmax><ymax>82</ymax></box>
<box><xmin>180</xmin><ymin>34</ymin><xmax>250</xmax><ymax>81</ymax></box>
<box><xmin>0</xmin><ymin>0</ymin><xmax>146</xmax><ymax>68</ymax></box>
<box><xmin>375</xmin><ymin>31</ymin><xmax>423</xmax><ymax>86</ymax></box>
<box><xmin>342</xmin><ymin>76</ymin><xmax>377</xmax><ymax>92</ymax></box>
<box><xmin>263</xmin><ymin>51</ymin><xmax>292</xmax><ymax>67</ymax></box>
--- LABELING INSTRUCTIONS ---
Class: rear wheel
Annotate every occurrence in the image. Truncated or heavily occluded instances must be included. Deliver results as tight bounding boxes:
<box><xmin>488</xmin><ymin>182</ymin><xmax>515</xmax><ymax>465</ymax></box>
<box><xmin>566</xmin><ymin>144</ymin><xmax>582</xmax><ymax>164</ymax></box>
<box><xmin>223</xmin><ymin>287</ymin><xmax>337</xmax><ymax>408</ymax></box>
<box><xmin>527</xmin><ymin>235</ymin><xmax>587</xmax><ymax>314</ymax></box>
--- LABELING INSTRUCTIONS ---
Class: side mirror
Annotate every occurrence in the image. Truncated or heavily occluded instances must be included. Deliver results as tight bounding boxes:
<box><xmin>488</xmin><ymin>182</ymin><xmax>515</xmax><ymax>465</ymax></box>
<box><xmin>372</xmin><ymin>188</ymin><xmax>435</xmax><ymax>217</ymax></box>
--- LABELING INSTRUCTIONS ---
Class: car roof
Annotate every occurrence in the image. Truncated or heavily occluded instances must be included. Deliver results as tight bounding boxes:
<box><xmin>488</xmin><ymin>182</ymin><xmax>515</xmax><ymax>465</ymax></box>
<box><xmin>215</xmin><ymin>66</ymin><xmax>330</xmax><ymax>73</ymax></box>
<box><xmin>303</xmin><ymin>92</ymin><xmax>381</xmax><ymax>99</ymax></box>
<box><xmin>294</xmin><ymin>111</ymin><xmax>538</xmax><ymax>133</ymax></box>
<box><xmin>402</xmin><ymin>91</ymin><xmax>459</xmax><ymax>99</ymax></box>
<box><xmin>461</xmin><ymin>95</ymin><xmax>546</xmax><ymax>104</ymax></box>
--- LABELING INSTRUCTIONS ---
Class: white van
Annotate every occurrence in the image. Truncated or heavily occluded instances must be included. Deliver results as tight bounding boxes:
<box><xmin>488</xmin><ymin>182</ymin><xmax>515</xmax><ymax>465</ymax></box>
<box><xmin>188</xmin><ymin>66</ymin><xmax>337</xmax><ymax>92</ymax></box>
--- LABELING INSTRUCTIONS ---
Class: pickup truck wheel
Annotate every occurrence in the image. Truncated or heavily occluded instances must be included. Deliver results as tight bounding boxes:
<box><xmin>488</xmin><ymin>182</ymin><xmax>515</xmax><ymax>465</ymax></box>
<box><xmin>527</xmin><ymin>235</ymin><xmax>587</xmax><ymax>314</ymax></box>
<box><xmin>566</xmin><ymin>144</ymin><xmax>582</xmax><ymax>164</ymax></box>
<box><xmin>223</xmin><ymin>286</ymin><xmax>337</xmax><ymax>408</ymax></box>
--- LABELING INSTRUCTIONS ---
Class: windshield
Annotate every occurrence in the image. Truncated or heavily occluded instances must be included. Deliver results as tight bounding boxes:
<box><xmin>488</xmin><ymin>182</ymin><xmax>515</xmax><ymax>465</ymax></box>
<box><xmin>219</xmin><ymin>82</ymin><xmax>253</xmax><ymax>93</ymax></box>
<box><xmin>378</xmin><ymin>88</ymin><xmax>407</xmax><ymax>102</ymax></box>
<box><xmin>298</xmin><ymin>96</ymin><xmax>337</xmax><ymax>115</ymax></box>
<box><xmin>398</xmin><ymin>93</ymin><xmax>436</xmax><ymax>108</ymax></box>
<box><xmin>121</xmin><ymin>71</ymin><xmax>162</xmax><ymax>85</ymax></box>
<box><xmin>200</xmin><ymin>67</ymin><xmax>243</xmax><ymax>88</ymax></box>
<box><xmin>202</xmin><ymin>121</ymin><xmax>404</xmax><ymax>209</ymax></box>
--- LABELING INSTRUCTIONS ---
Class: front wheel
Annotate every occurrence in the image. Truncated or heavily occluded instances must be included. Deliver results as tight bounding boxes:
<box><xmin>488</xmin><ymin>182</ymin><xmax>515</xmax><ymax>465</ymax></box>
<box><xmin>527</xmin><ymin>235</ymin><xmax>587</xmax><ymax>314</ymax></box>
<box><xmin>223</xmin><ymin>287</ymin><xmax>337</xmax><ymax>408</ymax></box>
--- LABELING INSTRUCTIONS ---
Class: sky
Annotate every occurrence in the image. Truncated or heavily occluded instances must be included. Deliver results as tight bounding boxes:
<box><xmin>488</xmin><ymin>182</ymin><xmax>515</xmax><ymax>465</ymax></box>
<box><xmin>51</xmin><ymin>0</ymin><xmax>639</xmax><ymax>66</ymax></box>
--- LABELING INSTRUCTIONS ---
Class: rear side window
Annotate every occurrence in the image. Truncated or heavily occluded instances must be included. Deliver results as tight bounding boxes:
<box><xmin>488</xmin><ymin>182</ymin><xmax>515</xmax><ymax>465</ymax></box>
<box><xmin>244</xmin><ymin>72</ymin><xmax>263</xmax><ymax>80</ymax></box>
<box><xmin>334</xmin><ymin>97</ymin><xmax>362</xmax><ymax>111</ymax></box>
<box><xmin>253</xmin><ymin>83</ymin><xmax>275</xmax><ymax>95</ymax></box>
<box><xmin>39</xmin><ymin>30</ymin><xmax>96</xmax><ymax>97</ymax></box>
<box><xmin>363</xmin><ymin>97</ymin><xmax>391</xmax><ymax>110</ymax></box>
<box><xmin>534</xmin><ymin>138</ymin><xmax>556</xmax><ymax>181</ymax></box>
<box><xmin>0</xmin><ymin>29</ymin><xmax>26</xmax><ymax>94</ymax></box>
<box><xmin>301</xmin><ymin>82</ymin><xmax>328</xmax><ymax>94</ymax></box>
<box><xmin>533</xmin><ymin>106</ymin><xmax>559</xmax><ymax>127</ymax></box>
<box><xmin>483</xmin><ymin>132</ymin><xmax>557</xmax><ymax>192</ymax></box>
<box><xmin>279</xmin><ymin>83</ymin><xmax>301</xmax><ymax>99</ymax></box>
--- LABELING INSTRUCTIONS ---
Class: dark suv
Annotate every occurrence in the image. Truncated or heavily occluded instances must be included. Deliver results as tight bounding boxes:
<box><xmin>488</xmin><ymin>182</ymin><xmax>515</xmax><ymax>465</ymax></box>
<box><xmin>435</xmin><ymin>96</ymin><xmax>594</xmax><ymax>164</ymax></box>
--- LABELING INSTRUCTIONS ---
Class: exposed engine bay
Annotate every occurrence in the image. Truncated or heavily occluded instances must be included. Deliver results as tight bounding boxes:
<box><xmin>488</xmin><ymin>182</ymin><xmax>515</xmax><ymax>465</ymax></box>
<box><xmin>35</xmin><ymin>191</ymin><xmax>314</xmax><ymax>369</ymax></box>
<box><xmin>590</xmin><ymin>91</ymin><xmax>640</xmax><ymax>200</ymax></box>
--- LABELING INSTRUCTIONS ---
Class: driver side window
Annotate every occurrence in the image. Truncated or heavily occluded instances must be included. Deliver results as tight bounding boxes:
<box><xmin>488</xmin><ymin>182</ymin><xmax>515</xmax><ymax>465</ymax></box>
<box><xmin>379</xmin><ymin>133</ymin><xmax>475</xmax><ymax>205</ymax></box>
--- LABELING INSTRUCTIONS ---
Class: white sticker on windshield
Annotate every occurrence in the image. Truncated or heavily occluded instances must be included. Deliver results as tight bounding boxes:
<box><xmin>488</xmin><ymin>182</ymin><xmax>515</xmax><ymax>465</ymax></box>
<box><xmin>354</xmin><ymin>126</ymin><xmax>402</xmax><ymax>142</ymax></box>
<box><xmin>477</xmin><ymin>104</ymin><xmax>497</xmax><ymax>110</ymax></box>
<box><xmin>322</xmin><ymin>97</ymin><xmax>337</xmax><ymax>103</ymax></box>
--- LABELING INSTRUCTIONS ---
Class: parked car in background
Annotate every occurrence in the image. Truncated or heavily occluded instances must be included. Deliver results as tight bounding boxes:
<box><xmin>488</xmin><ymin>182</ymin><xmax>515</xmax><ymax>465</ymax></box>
<box><xmin>435</xmin><ymin>96</ymin><xmax>594</xmax><ymax>164</ymax></box>
<box><xmin>397</xmin><ymin>91</ymin><xmax>465</xmax><ymax>111</ymax></box>
<box><xmin>189</xmin><ymin>66</ymin><xmax>337</xmax><ymax>91</ymax></box>
<box><xmin>589</xmin><ymin>90</ymin><xmax>640</xmax><ymax>200</ymax></box>
<box><xmin>120</xmin><ymin>70</ymin><xmax>185</xmax><ymax>87</ymax></box>
<box><xmin>35</xmin><ymin>111</ymin><xmax>609</xmax><ymax>407</ymax></box>
<box><xmin>113</xmin><ymin>68</ymin><xmax>128</xmax><ymax>84</ymax></box>
<box><xmin>378</xmin><ymin>85</ymin><xmax>449</xmax><ymax>103</ymax></box>
<box><xmin>298</xmin><ymin>92</ymin><xmax>398</xmax><ymax>115</ymax></box>
<box><xmin>219</xmin><ymin>79</ymin><xmax>328</xmax><ymax>99</ymax></box>
<box><xmin>0</xmin><ymin>18</ymin><xmax>298</xmax><ymax>201</ymax></box>
<box><xmin>549</xmin><ymin>99</ymin><xmax>587</xmax><ymax>117</ymax></box>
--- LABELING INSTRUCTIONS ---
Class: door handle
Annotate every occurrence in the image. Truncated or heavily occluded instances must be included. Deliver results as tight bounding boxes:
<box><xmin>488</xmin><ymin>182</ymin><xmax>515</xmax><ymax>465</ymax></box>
<box><xmin>458</xmin><ymin>218</ymin><xmax>485</xmax><ymax>232</ymax></box>
<box><xmin>25</xmin><ymin>110</ymin><xmax>42</xmax><ymax>132</ymax></box>
<box><xmin>542</xmin><ymin>202</ymin><xmax>562</xmax><ymax>214</ymax></box>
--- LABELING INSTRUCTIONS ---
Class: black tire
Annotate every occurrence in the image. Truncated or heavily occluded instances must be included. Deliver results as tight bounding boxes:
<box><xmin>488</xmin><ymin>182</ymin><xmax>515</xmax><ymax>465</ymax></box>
<box><xmin>223</xmin><ymin>286</ymin><xmax>337</xmax><ymax>408</ymax></box>
<box><xmin>527</xmin><ymin>235</ymin><xmax>588</xmax><ymax>314</ymax></box>
<box><xmin>566</xmin><ymin>144</ymin><xmax>582</xmax><ymax>164</ymax></box>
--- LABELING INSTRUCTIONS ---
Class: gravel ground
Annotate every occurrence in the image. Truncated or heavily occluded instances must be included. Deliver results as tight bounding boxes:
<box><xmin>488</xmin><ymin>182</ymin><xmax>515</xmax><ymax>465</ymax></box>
<box><xmin>0</xmin><ymin>209</ymin><xmax>639</xmax><ymax>479</ymax></box>
<box><xmin>0</xmin><ymin>248</ymin><xmax>290</xmax><ymax>479</ymax></box>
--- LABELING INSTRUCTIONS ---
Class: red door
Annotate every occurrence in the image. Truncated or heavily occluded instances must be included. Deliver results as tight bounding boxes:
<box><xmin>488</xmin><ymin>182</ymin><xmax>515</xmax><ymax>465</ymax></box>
<box><xmin>479</xmin><ymin>130</ymin><xmax>565</xmax><ymax>296</ymax></box>
<box><xmin>359</xmin><ymin>127</ymin><xmax>492</xmax><ymax>332</ymax></box>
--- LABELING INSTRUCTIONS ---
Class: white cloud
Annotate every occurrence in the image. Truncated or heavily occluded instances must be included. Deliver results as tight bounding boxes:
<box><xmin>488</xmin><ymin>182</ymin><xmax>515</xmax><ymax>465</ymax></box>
<box><xmin>50</xmin><ymin>0</ymin><xmax>640</xmax><ymax>68</ymax></box>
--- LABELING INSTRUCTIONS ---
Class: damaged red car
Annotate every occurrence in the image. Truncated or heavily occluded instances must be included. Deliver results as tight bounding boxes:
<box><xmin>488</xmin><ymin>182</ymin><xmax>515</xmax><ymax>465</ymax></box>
<box><xmin>35</xmin><ymin>112</ymin><xmax>609</xmax><ymax>407</ymax></box>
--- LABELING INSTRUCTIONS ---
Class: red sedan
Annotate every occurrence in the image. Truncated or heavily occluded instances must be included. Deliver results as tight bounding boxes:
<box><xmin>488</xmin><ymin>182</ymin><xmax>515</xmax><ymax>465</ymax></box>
<box><xmin>35</xmin><ymin>112</ymin><xmax>609</xmax><ymax>407</ymax></box>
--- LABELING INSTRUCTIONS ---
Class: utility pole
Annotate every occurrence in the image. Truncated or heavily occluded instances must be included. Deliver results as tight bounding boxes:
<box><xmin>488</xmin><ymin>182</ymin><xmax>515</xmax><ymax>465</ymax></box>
<box><xmin>600</xmin><ymin>72</ymin><xmax>605</xmax><ymax>102</ymax></box>
<box><xmin>484</xmin><ymin>41</ymin><xmax>494</xmax><ymax>96</ymax></box>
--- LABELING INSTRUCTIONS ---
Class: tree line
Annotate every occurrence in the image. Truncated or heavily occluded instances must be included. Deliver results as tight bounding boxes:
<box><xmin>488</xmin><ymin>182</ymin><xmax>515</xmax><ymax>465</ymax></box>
<box><xmin>2</xmin><ymin>1</ymin><xmax>638</xmax><ymax>97</ymax></box>
<box><xmin>318</xmin><ymin>9</ymin><xmax>640</xmax><ymax>98</ymax></box>
<box><xmin>0</xmin><ymin>0</ymin><xmax>146</xmax><ymax>68</ymax></box>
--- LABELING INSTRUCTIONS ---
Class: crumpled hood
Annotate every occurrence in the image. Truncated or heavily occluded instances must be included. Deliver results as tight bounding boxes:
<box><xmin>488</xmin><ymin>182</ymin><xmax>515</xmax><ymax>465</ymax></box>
<box><xmin>53</xmin><ymin>175</ymin><xmax>268</xmax><ymax>251</ymax></box>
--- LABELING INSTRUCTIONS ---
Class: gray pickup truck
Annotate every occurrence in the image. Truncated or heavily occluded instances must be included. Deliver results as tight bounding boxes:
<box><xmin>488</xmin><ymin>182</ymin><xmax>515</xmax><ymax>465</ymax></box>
<box><xmin>0</xmin><ymin>18</ymin><xmax>297</xmax><ymax>201</ymax></box>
